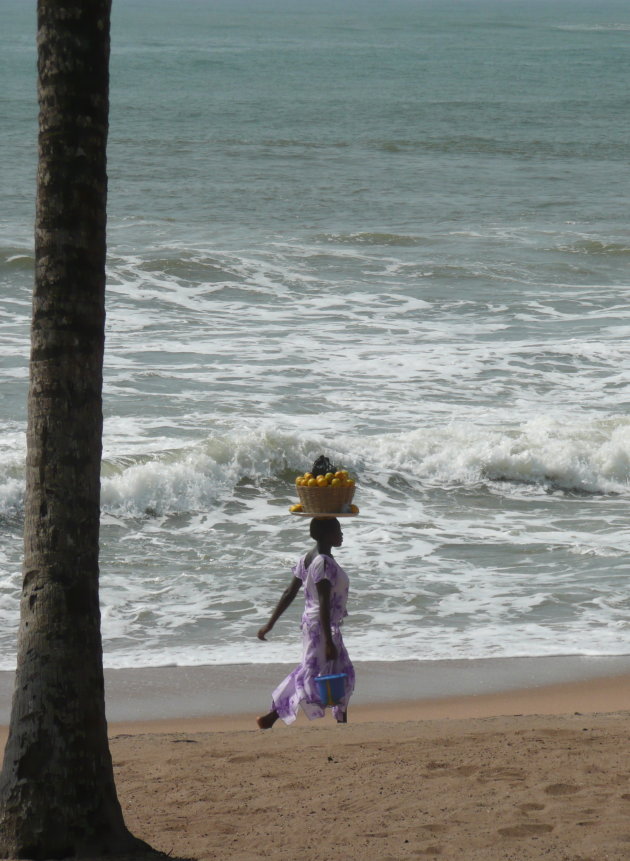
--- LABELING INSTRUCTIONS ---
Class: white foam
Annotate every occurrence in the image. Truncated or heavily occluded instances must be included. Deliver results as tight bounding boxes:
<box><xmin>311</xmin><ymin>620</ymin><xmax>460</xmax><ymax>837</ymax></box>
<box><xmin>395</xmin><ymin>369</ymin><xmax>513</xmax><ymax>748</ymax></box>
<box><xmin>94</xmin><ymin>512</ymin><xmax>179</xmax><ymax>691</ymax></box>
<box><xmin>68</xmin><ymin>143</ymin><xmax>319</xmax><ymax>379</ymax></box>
<box><xmin>356</xmin><ymin>417</ymin><xmax>630</xmax><ymax>496</ymax></box>
<box><xmin>3</xmin><ymin>413</ymin><xmax>629</xmax><ymax>520</ymax></box>
<box><xmin>3</xmin><ymin>232</ymin><xmax>630</xmax><ymax>669</ymax></box>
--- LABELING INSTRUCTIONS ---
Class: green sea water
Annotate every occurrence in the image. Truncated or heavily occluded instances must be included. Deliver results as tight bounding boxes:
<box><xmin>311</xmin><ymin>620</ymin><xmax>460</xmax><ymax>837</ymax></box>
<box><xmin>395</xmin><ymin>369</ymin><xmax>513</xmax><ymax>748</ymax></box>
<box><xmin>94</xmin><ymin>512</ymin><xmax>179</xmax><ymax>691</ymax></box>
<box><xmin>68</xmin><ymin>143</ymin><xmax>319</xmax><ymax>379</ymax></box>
<box><xmin>1</xmin><ymin>0</ymin><xmax>630</xmax><ymax>669</ymax></box>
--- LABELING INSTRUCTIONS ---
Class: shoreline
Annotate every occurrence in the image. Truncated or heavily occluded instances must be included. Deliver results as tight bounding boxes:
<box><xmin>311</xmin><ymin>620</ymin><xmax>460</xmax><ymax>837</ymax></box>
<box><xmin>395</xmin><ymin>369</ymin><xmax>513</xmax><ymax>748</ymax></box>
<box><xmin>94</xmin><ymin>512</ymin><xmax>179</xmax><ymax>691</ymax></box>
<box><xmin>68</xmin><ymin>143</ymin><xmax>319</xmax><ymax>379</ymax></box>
<box><xmin>1</xmin><ymin>654</ymin><xmax>630</xmax><ymax>733</ymax></box>
<box><xmin>102</xmin><ymin>668</ymin><xmax>630</xmax><ymax>738</ymax></box>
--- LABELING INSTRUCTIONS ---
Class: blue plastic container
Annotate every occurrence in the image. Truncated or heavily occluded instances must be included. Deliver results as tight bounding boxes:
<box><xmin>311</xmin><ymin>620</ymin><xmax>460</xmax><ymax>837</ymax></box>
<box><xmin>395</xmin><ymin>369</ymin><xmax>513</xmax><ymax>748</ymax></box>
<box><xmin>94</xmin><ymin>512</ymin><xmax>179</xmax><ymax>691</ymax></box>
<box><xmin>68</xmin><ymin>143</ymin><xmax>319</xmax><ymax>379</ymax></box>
<box><xmin>314</xmin><ymin>673</ymin><xmax>347</xmax><ymax>706</ymax></box>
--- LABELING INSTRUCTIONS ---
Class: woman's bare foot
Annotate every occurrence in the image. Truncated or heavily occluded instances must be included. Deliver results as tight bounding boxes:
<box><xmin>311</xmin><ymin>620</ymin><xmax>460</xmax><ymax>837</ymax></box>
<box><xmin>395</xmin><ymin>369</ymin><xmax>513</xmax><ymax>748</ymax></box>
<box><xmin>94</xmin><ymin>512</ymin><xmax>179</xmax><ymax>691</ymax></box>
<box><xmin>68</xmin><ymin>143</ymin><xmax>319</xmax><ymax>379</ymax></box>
<box><xmin>256</xmin><ymin>710</ymin><xmax>279</xmax><ymax>729</ymax></box>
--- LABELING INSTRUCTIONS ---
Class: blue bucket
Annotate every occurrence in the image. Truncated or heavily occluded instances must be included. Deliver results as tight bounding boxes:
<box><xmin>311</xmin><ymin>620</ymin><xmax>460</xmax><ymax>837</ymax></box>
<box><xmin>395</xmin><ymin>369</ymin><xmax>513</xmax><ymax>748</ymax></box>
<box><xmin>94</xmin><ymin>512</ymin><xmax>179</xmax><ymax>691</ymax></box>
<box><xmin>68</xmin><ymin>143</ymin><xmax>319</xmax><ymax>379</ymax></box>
<box><xmin>314</xmin><ymin>673</ymin><xmax>347</xmax><ymax>706</ymax></box>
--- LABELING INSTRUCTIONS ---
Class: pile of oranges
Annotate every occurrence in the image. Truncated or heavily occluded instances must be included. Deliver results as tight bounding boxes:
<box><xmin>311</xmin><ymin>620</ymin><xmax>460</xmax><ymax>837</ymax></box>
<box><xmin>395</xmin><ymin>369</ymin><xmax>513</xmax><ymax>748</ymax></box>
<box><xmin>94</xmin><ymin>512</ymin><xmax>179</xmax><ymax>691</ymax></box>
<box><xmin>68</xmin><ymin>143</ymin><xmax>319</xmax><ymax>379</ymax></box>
<box><xmin>289</xmin><ymin>468</ymin><xmax>359</xmax><ymax>514</ymax></box>
<box><xmin>295</xmin><ymin>469</ymin><xmax>355</xmax><ymax>489</ymax></box>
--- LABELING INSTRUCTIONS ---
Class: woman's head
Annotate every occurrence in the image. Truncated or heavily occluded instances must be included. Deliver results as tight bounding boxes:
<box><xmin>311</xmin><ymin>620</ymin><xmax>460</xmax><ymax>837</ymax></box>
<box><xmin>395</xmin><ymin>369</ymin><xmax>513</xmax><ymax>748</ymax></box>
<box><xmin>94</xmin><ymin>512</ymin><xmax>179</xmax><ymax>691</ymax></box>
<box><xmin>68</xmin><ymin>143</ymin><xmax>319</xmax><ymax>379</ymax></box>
<box><xmin>310</xmin><ymin>517</ymin><xmax>343</xmax><ymax>547</ymax></box>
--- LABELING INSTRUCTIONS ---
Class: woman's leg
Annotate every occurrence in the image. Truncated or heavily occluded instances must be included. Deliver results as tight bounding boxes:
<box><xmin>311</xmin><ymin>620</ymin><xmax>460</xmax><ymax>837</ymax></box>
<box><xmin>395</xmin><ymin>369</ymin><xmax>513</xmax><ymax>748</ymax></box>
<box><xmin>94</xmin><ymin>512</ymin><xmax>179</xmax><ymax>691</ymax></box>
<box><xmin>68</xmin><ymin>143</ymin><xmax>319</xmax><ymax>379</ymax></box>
<box><xmin>256</xmin><ymin>709</ymin><xmax>279</xmax><ymax>729</ymax></box>
<box><xmin>331</xmin><ymin>628</ymin><xmax>352</xmax><ymax>725</ymax></box>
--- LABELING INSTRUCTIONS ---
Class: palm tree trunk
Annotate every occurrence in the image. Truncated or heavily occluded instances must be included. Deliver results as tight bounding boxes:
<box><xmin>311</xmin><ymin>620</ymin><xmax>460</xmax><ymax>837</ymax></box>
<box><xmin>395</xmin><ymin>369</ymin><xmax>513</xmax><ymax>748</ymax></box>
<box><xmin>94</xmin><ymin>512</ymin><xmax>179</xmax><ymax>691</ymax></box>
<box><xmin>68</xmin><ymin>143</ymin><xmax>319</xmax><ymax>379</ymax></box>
<box><xmin>0</xmin><ymin>2</ymin><xmax>146</xmax><ymax>856</ymax></box>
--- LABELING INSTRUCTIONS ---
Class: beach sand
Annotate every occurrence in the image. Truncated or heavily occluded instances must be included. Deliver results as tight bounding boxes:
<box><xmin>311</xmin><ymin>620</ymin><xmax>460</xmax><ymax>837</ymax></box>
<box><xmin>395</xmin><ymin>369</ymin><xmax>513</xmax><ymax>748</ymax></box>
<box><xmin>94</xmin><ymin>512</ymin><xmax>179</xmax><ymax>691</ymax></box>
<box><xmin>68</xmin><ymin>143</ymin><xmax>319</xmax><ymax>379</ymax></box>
<box><xmin>2</xmin><ymin>660</ymin><xmax>630</xmax><ymax>859</ymax></box>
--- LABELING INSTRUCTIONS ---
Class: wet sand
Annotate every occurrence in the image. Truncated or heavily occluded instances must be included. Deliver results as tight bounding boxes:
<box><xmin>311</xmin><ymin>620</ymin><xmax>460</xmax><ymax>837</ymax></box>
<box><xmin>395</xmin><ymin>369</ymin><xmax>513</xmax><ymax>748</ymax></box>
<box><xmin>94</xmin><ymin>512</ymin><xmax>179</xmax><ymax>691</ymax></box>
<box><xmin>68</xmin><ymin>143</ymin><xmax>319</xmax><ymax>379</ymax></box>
<box><xmin>4</xmin><ymin>654</ymin><xmax>630</xmax><ymax>724</ymax></box>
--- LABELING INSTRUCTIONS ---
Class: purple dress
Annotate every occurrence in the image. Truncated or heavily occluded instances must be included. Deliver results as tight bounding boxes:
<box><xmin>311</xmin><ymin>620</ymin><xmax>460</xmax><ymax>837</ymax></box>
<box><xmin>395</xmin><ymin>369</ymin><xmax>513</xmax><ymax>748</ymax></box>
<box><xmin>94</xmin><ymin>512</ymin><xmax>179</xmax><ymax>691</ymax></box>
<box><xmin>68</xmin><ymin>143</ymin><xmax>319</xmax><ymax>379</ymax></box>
<box><xmin>271</xmin><ymin>553</ymin><xmax>355</xmax><ymax>724</ymax></box>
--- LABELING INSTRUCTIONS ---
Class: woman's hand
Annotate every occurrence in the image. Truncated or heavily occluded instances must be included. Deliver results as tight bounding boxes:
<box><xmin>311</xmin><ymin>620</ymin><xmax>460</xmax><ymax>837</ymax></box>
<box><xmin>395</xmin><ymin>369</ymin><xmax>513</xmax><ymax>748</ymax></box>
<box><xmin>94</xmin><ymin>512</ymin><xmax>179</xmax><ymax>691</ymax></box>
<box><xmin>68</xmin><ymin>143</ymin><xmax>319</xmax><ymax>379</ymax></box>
<box><xmin>257</xmin><ymin>623</ymin><xmax>273</xmax><ymax>641</ymax></box>
<box><xmin>257</xmin><ymin>577</ymin><xmax>302</xmax><ymax>642</ymax></box>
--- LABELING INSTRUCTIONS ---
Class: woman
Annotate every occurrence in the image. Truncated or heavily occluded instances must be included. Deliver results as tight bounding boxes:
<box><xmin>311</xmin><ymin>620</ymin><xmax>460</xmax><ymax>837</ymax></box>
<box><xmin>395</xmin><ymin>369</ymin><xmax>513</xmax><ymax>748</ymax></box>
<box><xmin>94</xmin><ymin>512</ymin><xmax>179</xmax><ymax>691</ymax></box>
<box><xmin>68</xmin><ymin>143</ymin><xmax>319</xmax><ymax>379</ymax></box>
<box><xmin>256</xmin><ymin>517</ymin><xmax>355</xmax><ymax>728</ymax></box>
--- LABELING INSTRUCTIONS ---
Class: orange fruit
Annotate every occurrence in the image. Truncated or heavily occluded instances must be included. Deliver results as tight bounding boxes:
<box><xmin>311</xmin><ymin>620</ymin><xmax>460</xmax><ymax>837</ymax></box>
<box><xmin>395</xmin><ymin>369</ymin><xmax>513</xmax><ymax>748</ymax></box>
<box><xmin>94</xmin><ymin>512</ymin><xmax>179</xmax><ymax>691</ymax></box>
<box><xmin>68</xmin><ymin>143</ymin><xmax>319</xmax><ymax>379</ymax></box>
<box><xmin>307</xmin><ymin>477</ymin><xmax>317</xmax><ymax>487</ymax></box>
<box><xmin>330</xmin><ymin>477</ymin><xmax>341</xmax><ymax>487</ymax></box>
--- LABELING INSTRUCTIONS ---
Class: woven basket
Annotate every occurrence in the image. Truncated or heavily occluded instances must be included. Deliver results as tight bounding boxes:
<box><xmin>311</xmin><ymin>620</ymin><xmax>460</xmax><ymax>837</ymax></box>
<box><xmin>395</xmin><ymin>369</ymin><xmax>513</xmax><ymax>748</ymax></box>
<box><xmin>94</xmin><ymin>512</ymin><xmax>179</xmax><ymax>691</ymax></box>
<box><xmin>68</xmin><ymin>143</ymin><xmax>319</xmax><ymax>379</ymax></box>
<box><xmin>297</xmin><ymin>484</ymin><xmax>355</xmax><ymax>514</ymax></box>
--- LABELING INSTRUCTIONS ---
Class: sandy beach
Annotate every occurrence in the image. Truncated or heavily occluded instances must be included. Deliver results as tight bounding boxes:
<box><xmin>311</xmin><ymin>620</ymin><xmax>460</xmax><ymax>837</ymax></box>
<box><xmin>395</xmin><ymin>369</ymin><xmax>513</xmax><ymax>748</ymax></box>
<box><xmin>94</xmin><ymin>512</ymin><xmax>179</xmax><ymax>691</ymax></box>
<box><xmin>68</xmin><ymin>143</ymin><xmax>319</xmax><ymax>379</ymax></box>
<box><xmin>2</xmin><ymin>660</ymin><xmax>630</xmax><ymax>859</ymax></box>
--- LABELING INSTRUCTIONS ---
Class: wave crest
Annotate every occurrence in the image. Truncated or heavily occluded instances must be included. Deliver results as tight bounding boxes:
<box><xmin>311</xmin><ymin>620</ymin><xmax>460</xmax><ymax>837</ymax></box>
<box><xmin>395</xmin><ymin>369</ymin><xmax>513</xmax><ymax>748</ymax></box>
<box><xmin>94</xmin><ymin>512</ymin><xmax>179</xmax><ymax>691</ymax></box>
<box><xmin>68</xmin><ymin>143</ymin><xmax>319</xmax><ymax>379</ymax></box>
<box><xmin>2</xmin><ymin>418</ymin><xmax>629</xmax><ymax>521</ymax></box>
<box><xmin>376</xmin><ymin>417</ymin><xmax>630</xmax><ymax>495</ymax></box>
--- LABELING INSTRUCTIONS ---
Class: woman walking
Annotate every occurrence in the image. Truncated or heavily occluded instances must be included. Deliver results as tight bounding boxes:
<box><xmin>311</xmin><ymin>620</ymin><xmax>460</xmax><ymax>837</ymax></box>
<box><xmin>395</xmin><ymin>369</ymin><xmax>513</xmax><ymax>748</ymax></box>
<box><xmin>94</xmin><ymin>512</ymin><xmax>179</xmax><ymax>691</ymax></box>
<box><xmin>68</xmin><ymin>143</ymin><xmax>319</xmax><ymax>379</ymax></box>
<box><xmin>256</xmin><ymin>517</ymin><xmax>355</xmax><ymax>728</ymax></box>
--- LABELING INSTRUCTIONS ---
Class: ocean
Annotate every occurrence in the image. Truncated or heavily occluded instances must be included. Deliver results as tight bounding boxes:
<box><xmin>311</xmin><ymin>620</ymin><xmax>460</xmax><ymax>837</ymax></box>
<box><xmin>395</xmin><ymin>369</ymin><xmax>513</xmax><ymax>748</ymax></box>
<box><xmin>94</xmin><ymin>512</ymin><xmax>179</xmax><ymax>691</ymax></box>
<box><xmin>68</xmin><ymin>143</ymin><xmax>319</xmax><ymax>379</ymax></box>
<box><xmin>1</xmin><ymin>0</ymin><xmax>630</xmax><ymax>672</ymax></box>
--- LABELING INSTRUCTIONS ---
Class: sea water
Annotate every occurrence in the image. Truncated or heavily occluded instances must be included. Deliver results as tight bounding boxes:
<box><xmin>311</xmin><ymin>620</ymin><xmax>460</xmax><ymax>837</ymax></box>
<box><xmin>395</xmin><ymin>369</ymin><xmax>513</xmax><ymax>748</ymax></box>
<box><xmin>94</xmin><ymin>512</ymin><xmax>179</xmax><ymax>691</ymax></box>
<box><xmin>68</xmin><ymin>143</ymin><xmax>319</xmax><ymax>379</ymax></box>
<box><xmin>1</xmin><ymin>0</ymin><xmax>630</xmax><ymax>670</ymax></box>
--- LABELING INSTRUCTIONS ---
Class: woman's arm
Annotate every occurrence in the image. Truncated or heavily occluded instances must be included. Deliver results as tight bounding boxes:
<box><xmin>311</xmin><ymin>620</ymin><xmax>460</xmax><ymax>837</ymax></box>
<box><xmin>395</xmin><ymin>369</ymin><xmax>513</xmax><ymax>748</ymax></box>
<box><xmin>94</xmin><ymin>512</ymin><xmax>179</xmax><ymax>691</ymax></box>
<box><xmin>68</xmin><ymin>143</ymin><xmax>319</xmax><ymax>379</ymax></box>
<box><xmin>316</xmin><ymin>578</ymin><xmax>338</xmax><ymax>662</ymax></box>
<box><xmin>257</xmin><ymin>576</ymin><xmax>302</xmax><ymax>640</ymax></box>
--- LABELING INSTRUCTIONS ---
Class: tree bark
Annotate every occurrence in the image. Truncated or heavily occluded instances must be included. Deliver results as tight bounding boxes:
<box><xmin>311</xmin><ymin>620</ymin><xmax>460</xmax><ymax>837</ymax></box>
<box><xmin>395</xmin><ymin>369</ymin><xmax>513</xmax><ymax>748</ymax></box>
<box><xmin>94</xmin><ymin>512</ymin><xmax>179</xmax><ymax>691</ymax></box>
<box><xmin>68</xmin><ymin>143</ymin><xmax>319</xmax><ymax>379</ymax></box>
<box><xmin>0</xmin><ymin>1</ymin><xmax>145</xmax><ymax>857</ymax></box>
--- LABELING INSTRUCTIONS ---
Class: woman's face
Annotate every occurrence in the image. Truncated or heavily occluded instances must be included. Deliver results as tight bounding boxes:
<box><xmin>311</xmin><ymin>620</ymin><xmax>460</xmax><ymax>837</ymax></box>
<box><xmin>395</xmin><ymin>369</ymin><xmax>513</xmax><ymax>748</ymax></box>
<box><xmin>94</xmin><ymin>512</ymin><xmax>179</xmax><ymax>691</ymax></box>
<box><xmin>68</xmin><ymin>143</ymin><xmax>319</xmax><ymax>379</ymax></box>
<box><xmin>330</xmin><ymin>522</ymin><xmax>343</xmax><ymax>547</ymax></box>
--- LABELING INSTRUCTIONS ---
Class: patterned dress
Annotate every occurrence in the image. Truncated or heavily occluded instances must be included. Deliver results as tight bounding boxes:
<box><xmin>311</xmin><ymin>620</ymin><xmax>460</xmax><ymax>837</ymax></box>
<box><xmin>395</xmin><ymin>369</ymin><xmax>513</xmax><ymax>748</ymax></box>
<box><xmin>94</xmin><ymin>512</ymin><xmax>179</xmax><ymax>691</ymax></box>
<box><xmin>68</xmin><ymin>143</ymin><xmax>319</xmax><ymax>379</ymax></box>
<box><xmin>271</xmin><ymin>552</ymin><xmax>355</xmax><ymax>724</ymax></box>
